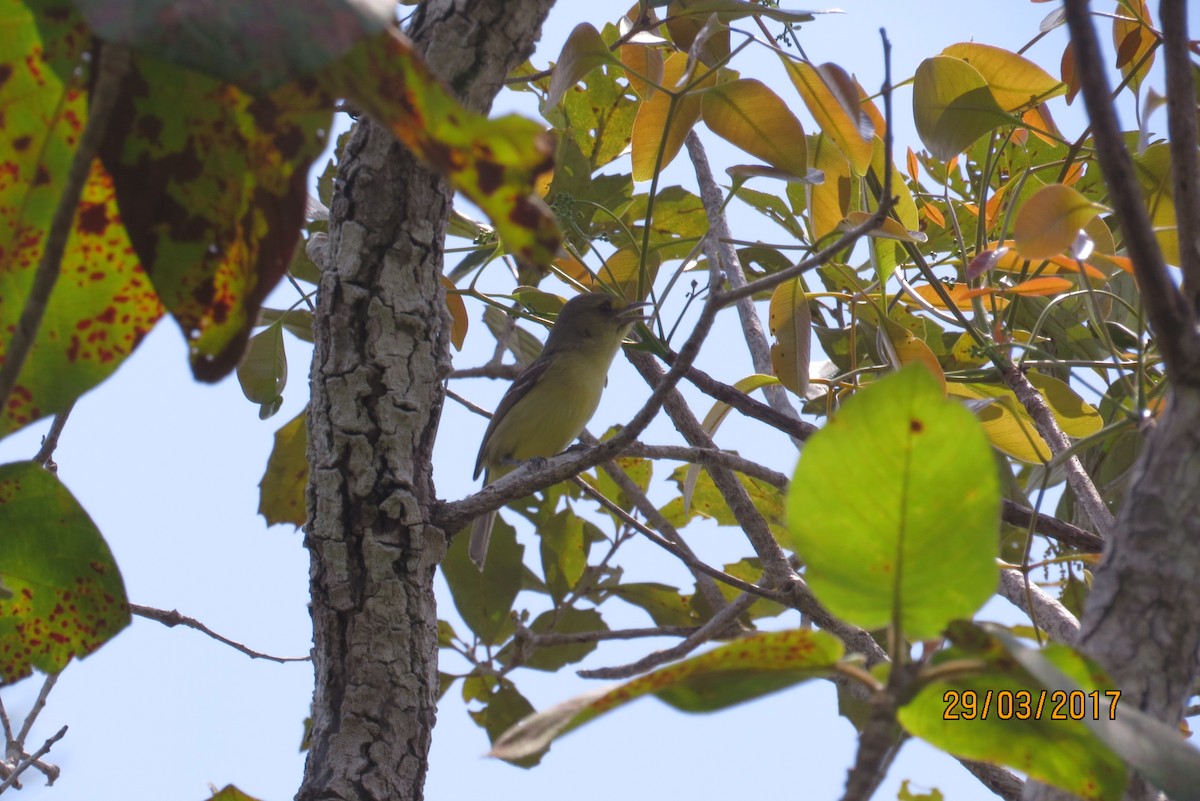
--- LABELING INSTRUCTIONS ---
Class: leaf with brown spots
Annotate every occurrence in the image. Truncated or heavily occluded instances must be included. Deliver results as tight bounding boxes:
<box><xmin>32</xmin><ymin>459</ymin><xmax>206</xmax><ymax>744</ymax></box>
<box><xmin>0</xmin><ymin>461</ymin><xmax>130</xmax><ymax>684</ymax></box>
<box><xmin>0</xmin><ymin>2</ymin><xmax>164</xmax><ymax>437</ymax></box>
<box><xmin>98</xmin><ymin>55</ymin><xmax>332</xmax><ymax>382</ymax></box>
<box><xmin>489</xmin><ymin>629</ymin><xmax>842</xmax><ymax>762</ymax></box>
<box><xmin>321</xmin><ymin>29</ymin><xmax>561</xmax><ymax>267</ymax></box>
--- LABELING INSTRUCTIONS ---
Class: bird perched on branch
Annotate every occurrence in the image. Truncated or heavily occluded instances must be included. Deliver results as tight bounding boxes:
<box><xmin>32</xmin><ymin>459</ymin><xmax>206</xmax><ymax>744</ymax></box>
<box><xmin>469</xmin><ymin>292</ymin><xmax>648</xmax><ymax>569</ymax></box>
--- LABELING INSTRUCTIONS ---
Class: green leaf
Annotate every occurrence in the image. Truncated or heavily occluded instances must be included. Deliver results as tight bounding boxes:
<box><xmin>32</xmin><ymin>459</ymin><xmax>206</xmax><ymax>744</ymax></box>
<box><xmin>511</xmin><ymin>608</ymin><xmax>607</xmax><ymax>672</ymax></box>
<box><xmin>542</xmin><ymin>23</ymin><xmax>621</xmax><ymax>111</ymax></box>
<box><xmin>898</xmin><ymin>623</ymin><xmax>1126</xmax><ymax>801</ymax></box>
<box><xmin>1014</xmin><ymin>184</ymin><xmax>1107</xmax><ymax>259</ymax></box>
<box><xmin>258</xmin><ymin>407</ymin><xmax>308</xmax><ymax>528</ymax></box>
<box><xmin>941</xmin><ymin>43</ymin><xmax>1066</xmax><ymax>112</ymax></box>
<box><xmin>609</xmin><ymin>582</ymin><xmax>699</xmax><ymax>627</ymax></box>
<box><xmin>700</xmin><ymin>79</ymin><xmax>807</xmax><ymax>178</ymax></box>
<box><xmin>443</xmin><ymin>517</ymin><xmax>524</xmax><ymax>646</ymax></box>
<box><xmin>787</xmin><ymin>366</ymin><xmax>1000</xmax><ymax>639</ymax></box>
<box><xmin>237</xmin><ymin>323</ymin><xmax>288</xmax><ymax>419</ymax></box>
<box><xmin>538</xmin><ymin>509</ymin><xmax>588</xmax><ymax>602</ymax></box>
<box><xmin>204</xmin><ymin>786</ymin><xmax>265</xmax><ymax>801</ymax></box>
<box><xmin>489</xmin><ymin>629</ymin><xmax>843</xmax><ymax>761</ymax></box>
<box><xmin>466</xmin><ymin>676</ymin><xmax>542</xmax><ymax>767</ymax></box>
<box><xmin>912</xmin><ymin>56</ymin><xmax>1014</xmax><ymax>162</ymax></box>
<box><xmin>0</xmin><ymin>461</ymin><xmax>130</xmax><ymax>683</ymax></box>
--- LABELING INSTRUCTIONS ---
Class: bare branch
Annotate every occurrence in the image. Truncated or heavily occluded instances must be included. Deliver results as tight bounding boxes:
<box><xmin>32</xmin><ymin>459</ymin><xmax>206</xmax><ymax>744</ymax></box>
<box><xmin>958</xmin><ymin>759</ymin><xmax>1024</xmax><ymax>801</ymax></box>
<box><xmin>1062</xmin><ymin>0</ymin><xmax>1199</xmax><ymax>381</ymax></box>
<box><xmin>624</xmin><ymin>442</ymin><xmax>790</xmax><ymax>488</ymax></box>
<box><xmin>578</xmin><ymin>593</ymin><xmax>758</xmax><ymax>679</ymax></box>
<box><xmin>131</xmin><ymin>604</ymin><xmax>310</xmax><ymax>663</ymax></box>
<box><xmin>32</xmin><ymin>402</ymin><xmax>74</xmax><ymax>471</ymax></box>
<box><xmin>670</xmin><ymin>354</ymin><xmax>818</xmax><ymax>440</ymax></box>
<box><xmin>517</xmin><ymin>624</ymin><xmax>701</xmax><ymax>648</ymax></box>
<box><xmin>1001</xmin><ymin>499</ymin><xmax>1104</xmax><ymax>553</ymax></box>
<box><xmin>1160</xmin><ymin>0</ymin><xmax>1200</xmax><ymax>307</ymax></box>
<box><xmin>1002</xmin><ymin>368</ymin><xmax>1115</xmax><ymax>538</ymax></box>
<box><xmin>686</xmin><ymin>130</ymin><xmax>802</xmax><ymax>429</ymax></box>
<box><xmin>0</xmin><ymin>725</ymin><xmax>66</xmax><ymax>793</ymax></box>
<box><xmin>14</xmin><ymin>673</ymin><xmax>58</xmax><ymax>747</ymax></box>
<box><xmin>997</xmin><ymin>569</ymin><xmax>1080</xmax><ymax>646</ymax></box>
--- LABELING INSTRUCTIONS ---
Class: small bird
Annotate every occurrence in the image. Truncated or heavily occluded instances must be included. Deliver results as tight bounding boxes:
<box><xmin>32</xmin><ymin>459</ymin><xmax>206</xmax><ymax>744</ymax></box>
<box><xmin>469</xmin><ymin>292</ymin><xmax>647</xmax><ymax>569</ymax></box>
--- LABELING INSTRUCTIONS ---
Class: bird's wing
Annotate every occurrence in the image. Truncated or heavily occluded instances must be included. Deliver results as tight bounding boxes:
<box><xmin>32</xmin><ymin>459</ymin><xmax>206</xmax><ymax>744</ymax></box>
<box><xmin>473</xmin><ymin>354</ymin><xmax>554</xmax><ymax>480</ymax></box>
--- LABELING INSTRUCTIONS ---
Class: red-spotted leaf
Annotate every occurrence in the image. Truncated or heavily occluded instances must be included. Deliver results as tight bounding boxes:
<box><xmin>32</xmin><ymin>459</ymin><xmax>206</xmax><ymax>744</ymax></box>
<box><xmin>913</xmin><ymin>56</ymin><xmax>1014</xmax><ymax>162</ymax></box>
<box><xmin>1013</xmin><ymin>184</ymin><xmax>1107</xmax><ymax>259</ymax></box>
<box><xmin>259</xmin><ymin>407</ymin><xmax>309</xmax><ymax>528</ymax></box>
<box><xmin>99</xmin><ymin>54</ymin><xmax>331</xmax><ymax>382</ymax></box>
<box><xmin>77</xmin><ymin>0</ymin><xmax>393</xmax><ymax>94</ymax></box>
<box><xmin>490</xmin><ymin>629</ymin><xmax>843</xmax><ymax>762</ymax></box>
<box><xmin>1</xmin><ymin>3</ymin><xmax>164</xmax><ymax>437</ymax></box>
<box><xmin>701</xmin><ymin>79</ymin><xmax>807</xmax><ymax>178</ymax></box>
<box><xmin>325</xmin><ymin>30</ymin><xmax>560</xmax><ymax>266</ymax></box>
<box><xmin>0</xmin><ymin>461</ymin><xmax>130</xmax><ymax>683</ymax></box>
<box><xmin>784</xmin><ymin>60</ymin><xmax>873</xmax><ymax>175</ymax></box>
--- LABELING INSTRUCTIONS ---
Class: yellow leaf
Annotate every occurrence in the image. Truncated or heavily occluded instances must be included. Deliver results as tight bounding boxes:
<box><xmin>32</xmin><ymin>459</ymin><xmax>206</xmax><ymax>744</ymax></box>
<box><xmin>701</xmin><ymin>79</ymin><xmax>807</xmax><ymax>178</ymax></box>
<box><xmin>909</xmin><ymin>281</ymin><xmax>1008</xmax><ymax>311</ymax></box>
<box><xmin>1014</xmin><ymin>184</ymin><xmax>1108</xmax><ymax>259</ymax></box>
<box><xmin>883</xmin><ymin>321</ymin><xmax>945</xmax><ymax>393</ymax></box>
<box><xmin>620</xmin><ymin>42</ymin><xmax>664</xmax><ymax>100</ymax></box>
<box><xmin>783</xmin><ymin>60</ymin><xmax>873</xmax><ymax>175</ymax></box>
<box><xmin>631</xmin><ymin>51</ymin><xmax>715</xmax><ymax>181</ymax></box>
<box><xmin>1112</xmin><ymin>0</ymin><xmax>1156</xmax><ymax>92</ymax></box>
<box><xmin>439</xmin><ymin>276</ymin><xmax>468</xmax><ymax>350</ymax></box>
<box><xmin>808</xmin><ymin>134</ymin><xmax>853</xmax><ymax>243</ymax></box>
<box><xmin>839</xmin><ymin>211</ymin><xmax>927</xmax><ymax>243</ymax></box>
<box><xmin>768</xmin><ymin>278</ymin><xmax>812</xmax><ymax>397</ymax></box>
<box><xmin>596</xmin><ymin>246</ymin><xmax>661</xmax><ymax>300</ymax></box>
<box><xmin>947</xmin><ymin>383</ymin><xmax>1050</xmax><ymax>462</ymax></box>
<box><xmin>941</xmin><ymin>42</ymin><xmax>1066</xmax><ymax>112</ymax></box>
<box><xmin>988</xmin><ymin>240</ymin><xmax>1108</xmax><ymax>280</ymax></box>
<box><xmin>1005</xmin><ymin>276</ymin><xmax>1074</xmax><ymax>296</ymax></box>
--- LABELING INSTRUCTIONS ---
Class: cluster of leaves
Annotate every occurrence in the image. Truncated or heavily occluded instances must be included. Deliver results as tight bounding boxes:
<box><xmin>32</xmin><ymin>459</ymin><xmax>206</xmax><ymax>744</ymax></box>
<box><xmin>0</xmin><ymin>0</ymin><xmax>560</xmax><ymax>686</ymax></box>
<box><xmin>285</xmin><ymin>1</ymin><xmax>1193</xmax><ymax>797</ymax></box>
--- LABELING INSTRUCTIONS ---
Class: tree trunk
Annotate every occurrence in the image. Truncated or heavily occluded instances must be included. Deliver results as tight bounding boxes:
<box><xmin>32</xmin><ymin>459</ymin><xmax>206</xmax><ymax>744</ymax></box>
<box><xmin>299</xmin><ymin>3</ymin><xmax>554</xmax><ymax>799</ymax></box>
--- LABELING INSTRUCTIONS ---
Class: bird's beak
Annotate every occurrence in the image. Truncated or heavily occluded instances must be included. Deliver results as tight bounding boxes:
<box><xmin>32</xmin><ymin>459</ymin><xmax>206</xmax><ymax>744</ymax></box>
<box><xmin>618</xmin><ymin>300</ymin><xmax>652</xmax><ymax>324</ymax></box>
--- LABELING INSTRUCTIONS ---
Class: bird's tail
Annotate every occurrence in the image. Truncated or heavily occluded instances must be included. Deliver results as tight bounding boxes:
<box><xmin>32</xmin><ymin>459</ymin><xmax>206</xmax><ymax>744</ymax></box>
<box><xmin>468</xmin><ymin>511</ymin><xmax>495</xmax><ymax>570</ymax></box>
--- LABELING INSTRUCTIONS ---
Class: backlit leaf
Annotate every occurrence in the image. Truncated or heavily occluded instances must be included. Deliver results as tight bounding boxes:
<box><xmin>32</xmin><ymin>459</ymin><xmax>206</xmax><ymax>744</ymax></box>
<box><xmin>784</xmin><ymin>60</ymin><xmax>873</xmax><ymax>175</ymax></box>
<box><xmin>631</xmin><ymin>51</ymin><xmax>715</xmax><ymax>180</ymax></box>
<box><xmin>787</xmin><ymin>366</ymin><xmax>999</xmax><ymax>638</ymax></box>
<box><xmin>701</xmin><ymin>79</ymin><xmax>807</xmax><ymax>178</ymax></box>
<box><xmin>913</xmin><ymin>56</ymin><xmax>1014</xmax><ymax>162</ymax></box>
<box><xmin>543</xmin><ymin>23</ymin><xmax>620</xmax><ymax>111</ymax></box>
<box><xmin>1013</xmin><ymin>184</ymin><xmax>1107</xmax><ymax>259</ymax></box>
<box><xmin>941</xmin><ymin>43</ymin><xmax>1066</xmax><ymax>112</ymax></box>
<box><xmin>259</xmin><ymin>408</ymin><xmax>309</xmax><ymax>528</ymax></box>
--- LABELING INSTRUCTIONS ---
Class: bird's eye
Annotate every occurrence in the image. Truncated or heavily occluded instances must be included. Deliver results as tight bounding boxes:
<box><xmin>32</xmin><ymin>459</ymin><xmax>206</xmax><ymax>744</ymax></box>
<box><xmin>600</xmin><ymin>299</ymin><xmax>612</xmax><ymax>312</ymax></box>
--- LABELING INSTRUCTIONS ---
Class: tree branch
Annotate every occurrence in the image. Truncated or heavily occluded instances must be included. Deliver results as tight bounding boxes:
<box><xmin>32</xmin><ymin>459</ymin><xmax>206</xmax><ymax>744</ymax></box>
<box><xmin>1160</xmin><ymin>0</ymin><xmax>1200</xmax><ymax>308</ymax></box>
<box><xmin>1062</xmin><ymin>0</ymin><xmax>1199</xmax><ymax>381</ymax></box>
<box><xmin>131</xmin><ymin>604</ymin><xmax>310</xmax><ymax>663</ymax></box>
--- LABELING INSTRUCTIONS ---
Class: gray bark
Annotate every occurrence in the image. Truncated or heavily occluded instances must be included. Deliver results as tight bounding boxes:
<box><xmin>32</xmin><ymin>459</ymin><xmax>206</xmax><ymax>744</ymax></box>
<box><xmin>299</xmin><ymin>3</ymin><xmax>554</xmax><ymax>799</ymax></box>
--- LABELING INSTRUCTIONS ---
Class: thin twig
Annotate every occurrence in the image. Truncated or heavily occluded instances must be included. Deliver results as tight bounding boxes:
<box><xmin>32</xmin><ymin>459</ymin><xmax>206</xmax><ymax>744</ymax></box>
<box><xmin>131</xmin><ymin>604</ymin><xmax>310</xmax><ymax>663</ymax></box>
<box><xmin>518</xmin><ymin>624</ymin><xmax>701</xmax><ymax>647</ymax></box>
<box><xmin>579</xmin><ymin>593</ymin><xmax>759</xmax><ymax>679</ymax></box>
<box><xmin>0</xmin><ymin>45</ymin><xmax>130</xmax><ymax>414</ymax></box>
<box><xmin>14</xmin><ymin>673</ymin><xmax>58</xmax><ymax>746</ymax></box>
<box><xmin>624</xmin><ymin>442</ymin><xmax>790</xmax><ymax>488</ymax></box>
<box><xmin>32</xmin><ymin>401</ymin><xmax>75</xmax><ymax>470</ymax></box>
<box><xmin>450</xmin><ymin>364</ymin><xmax>523</xmax><ymax>381</ymax></box>
<box><xmin>1062</xmin><ymin>0</ymin><xmax>1198</xmax><ymax>381</ymax></box>
<box><xmin>671</xmin><ymin>354</ymin><xmax>818</xmax><ymax>440</ymax></box>
<box><xmin>0</xmin><ymin>725</ymin><xmax>66</xmax><ymax>793</ymax></box>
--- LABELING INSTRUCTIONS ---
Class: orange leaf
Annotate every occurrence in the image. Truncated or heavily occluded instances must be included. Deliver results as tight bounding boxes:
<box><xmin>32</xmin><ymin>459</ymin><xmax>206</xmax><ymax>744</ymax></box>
<box><xmin>1005</xmin><ymin>276</ymin><xmax>1074</xmax><ymax>296</ymax></box>
<box><xmin>630</xmin><ymin>51</ymin><xmax>715</xmax><ymax>181</ymax></box>
<box><xmin>1013</xmin><ymin>184</ymin><xmax>1107</xmax><ymax>259</ymax></box>
<box><xmin>909</xmin><ymin>282</ymin><xmax>1007</xmax><ymax>311</ymax></box>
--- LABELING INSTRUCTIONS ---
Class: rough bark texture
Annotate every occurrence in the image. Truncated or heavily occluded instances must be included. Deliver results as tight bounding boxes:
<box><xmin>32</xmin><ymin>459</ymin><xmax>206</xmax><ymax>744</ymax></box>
<box><xmin>299</xmin><ymin>3</ymin><xmax>554</xmax><ymax>800</ymax></box>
